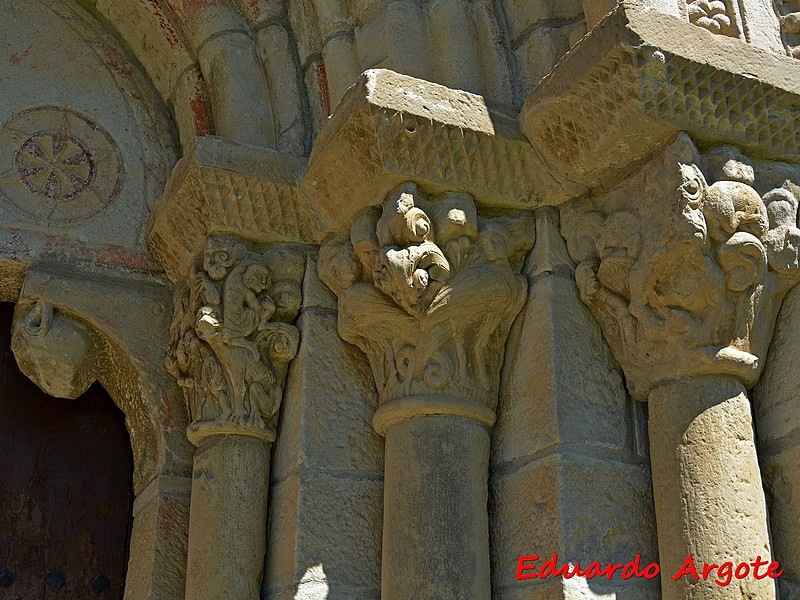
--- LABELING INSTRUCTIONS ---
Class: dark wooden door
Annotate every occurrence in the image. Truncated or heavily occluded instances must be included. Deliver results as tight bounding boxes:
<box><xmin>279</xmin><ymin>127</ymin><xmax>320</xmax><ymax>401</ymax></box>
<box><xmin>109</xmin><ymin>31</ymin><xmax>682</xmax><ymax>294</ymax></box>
<box><xmin>0</xmin><ymin>302</ymin><xmax>133</xmax><ymax>599</ymax></box>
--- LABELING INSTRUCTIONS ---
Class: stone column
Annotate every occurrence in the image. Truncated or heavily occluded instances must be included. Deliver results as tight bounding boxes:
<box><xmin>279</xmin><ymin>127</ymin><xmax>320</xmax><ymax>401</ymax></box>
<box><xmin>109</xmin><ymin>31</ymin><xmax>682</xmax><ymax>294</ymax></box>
<box><xmin>380</xmin><ymin>412</ymin><xmax>493</xmax><ymax>599</ymax></box>
<box><xmin>319</xmin><ymin>182</ymin><xmax>532</xmax><ymax>600</ymax></box>
<box><xmin>184</xmin><ymin>435</ymin><xmax>271</xmax><ymax>600</ymax></box>
<box><xmin>561</xmin><ymin>136</ymin><xmax>800</xmax><ymax>600</ymax></box>
<box><xmin>649</xmin><ymin>377</ymin><xmax>773</xmax><ymax>599</ymax></box>
<box><xmin>166</xmin><ymin>235</ymin><xmax>304</xmax><ymax>600</ymax></box>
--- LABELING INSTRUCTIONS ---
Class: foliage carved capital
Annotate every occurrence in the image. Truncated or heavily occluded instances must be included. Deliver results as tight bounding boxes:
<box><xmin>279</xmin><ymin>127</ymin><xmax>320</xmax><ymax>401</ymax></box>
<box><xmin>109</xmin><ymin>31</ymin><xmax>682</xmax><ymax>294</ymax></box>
<box><xmin>562</xmin><ymin>134</ymin><xmax>800</xmax><ymax>398</ymax></box>
<box><xmin>167</xmin><ymin>235</ymin><xmax>304</xmax><ymax>445</ymax></box>
<box><xmin>319</xmin><ymin>183</ymin><xmax>532</xmax><ymax>430</ymax></box>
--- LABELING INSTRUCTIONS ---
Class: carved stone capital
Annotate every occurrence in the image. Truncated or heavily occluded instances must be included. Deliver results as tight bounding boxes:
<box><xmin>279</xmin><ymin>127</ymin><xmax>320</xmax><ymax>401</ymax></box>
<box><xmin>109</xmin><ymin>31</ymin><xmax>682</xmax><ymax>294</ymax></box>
<box><xmin>562</xmin><ymin>134</ymin><xmax>800</xmax><ymax>398</ymax></box>
<box><xmin>319</xmin><ymin>183</ymin><xmax>532</xmax><ymax>429</ymax></box>
<box><xmin>167</xmin><ymin>235</ymin><xmax>304</xmax><ymax>445</ymax></box>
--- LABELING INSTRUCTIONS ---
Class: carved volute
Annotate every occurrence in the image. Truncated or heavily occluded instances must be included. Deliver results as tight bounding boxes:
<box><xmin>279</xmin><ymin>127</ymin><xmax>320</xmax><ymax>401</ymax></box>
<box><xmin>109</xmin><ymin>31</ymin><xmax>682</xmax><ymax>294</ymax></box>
<box><xmin>319</xmin><ymin>182</ymin><xmax>533</xmax><ymax>431</ymax></box>
<box><xmin>561</xmin><ymin>134</ymin><xmax>800</xmax><ymax>399</ymax></box>
<box><xmin>166</xmin><ymin>235</ymin><xmax>305</xmax><ymax>445</ymax></box>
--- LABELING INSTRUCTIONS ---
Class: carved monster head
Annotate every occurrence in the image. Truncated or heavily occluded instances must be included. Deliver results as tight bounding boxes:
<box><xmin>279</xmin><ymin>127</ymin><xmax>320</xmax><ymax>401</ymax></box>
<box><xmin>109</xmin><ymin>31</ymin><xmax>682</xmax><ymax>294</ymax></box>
<box><xmin>563</xmin><ymin>136</ymin><xmax>800</xmax><ymax>398</ymax></box>
<box><xmin>11</xmin><ymin>301</ymin><xmax>99</xmax><ymax>399</ymax></box>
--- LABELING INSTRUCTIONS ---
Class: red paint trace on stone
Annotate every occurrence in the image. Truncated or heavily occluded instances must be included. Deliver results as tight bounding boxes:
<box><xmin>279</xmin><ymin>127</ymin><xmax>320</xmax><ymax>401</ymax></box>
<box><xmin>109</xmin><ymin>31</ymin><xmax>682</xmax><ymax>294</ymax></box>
<box><xmin>145</xmin><ymin>0</ymin><xmax>182</xmax><ymax>48</ymax></box>
<box><xmin>87</xmin><ymin>39</ymin><xmax>136</xmax><ymax>80</ymax></box>
<box><xmin>41</xmin><ymin>237</ymin><xmax>157</xmax><ymax>272</ymax></box>
<box><xmin>190</xmin><ymin>88</ymin><xmax>210</xmax><ymax>137</ymax></box>
<box><xmin>315</xmin><ymin>62</ymin><xmax>331</xmax><ymax>118</ymax></box>
<box><xmin>9</xmin><ymin>45</ymin><xmax>32</xmax><ymax>66</ymax></box>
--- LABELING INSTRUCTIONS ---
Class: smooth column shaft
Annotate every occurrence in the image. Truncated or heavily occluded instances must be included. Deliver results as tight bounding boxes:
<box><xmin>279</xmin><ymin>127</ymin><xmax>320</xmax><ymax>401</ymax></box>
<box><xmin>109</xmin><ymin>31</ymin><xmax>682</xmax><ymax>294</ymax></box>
<box><xmin>648</xmin><ymin>377</ymin><xmax>775</xmax><ymax>600</ymax></box>
<box><xmin>185</xmin><ymin>435</ymin><xmax>271</xmax><ymax>600</ymax></box>
<box><xmin>382</xmin><ymin>415</ymin><xmax>491</xmax><ymax>600</ymax></box>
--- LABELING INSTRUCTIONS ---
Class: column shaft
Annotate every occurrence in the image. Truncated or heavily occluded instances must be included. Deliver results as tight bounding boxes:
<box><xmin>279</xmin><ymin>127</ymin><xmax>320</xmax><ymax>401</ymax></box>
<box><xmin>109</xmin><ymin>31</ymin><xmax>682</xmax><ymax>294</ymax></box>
<box><xmin>185</xmin><ymin>435</ymin><xmax>271</xmax><ymax>600</ymax></box>
<box><xmin>382</xmin><ymin>414</ymin><xmax>491</xmax><ymax>600</ymax></box>
<box><xmin>648</xmin><ymin>377</ymin><xmax>775</xmax><ymax>600</ymax></box>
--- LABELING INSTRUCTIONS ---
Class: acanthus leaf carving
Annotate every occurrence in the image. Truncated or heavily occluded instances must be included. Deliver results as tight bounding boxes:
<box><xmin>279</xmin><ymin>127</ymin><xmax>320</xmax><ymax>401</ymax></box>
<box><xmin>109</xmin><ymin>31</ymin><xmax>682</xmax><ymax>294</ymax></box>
<box><xmin>319</xmin><ymin>182</ymin><xmax>533</xmax><ymax>420</ymax></box>
<box><xmin>562</xmin><ymin>134</ymin><xmax>800</xmax><ymax>399</ymax></box>
<box><xmin>167</xmin><ymin>235</ymin><xmax>304</xmax><ymax>444</ymax></box>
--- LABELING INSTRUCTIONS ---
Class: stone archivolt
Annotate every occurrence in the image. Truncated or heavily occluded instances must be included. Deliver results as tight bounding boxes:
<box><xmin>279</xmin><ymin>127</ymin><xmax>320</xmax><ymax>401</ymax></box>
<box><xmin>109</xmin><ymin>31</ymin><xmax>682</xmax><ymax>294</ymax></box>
<box><xmin>319</xmin><ymin>182</ymin><xmax>532</xmax><ymax>425</ymax></box>
<box><xmin>167</xmin><ymin>235</ymin><xmax>304</xmax><ymax>445</ymax></box>
<box><xmin>562</xmin><ymin>134</ymin><xmax>800</xmax><ymax>398</ymax></box>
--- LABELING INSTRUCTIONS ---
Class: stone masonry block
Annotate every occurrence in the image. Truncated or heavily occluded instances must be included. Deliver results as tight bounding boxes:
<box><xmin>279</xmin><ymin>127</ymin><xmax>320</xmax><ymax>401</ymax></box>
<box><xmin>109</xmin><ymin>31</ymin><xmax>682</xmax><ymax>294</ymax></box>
<box><xmin>491</xmin><ymin>454</ymin><xmax>561</xmax><ymax>590</ymax></box>
<box><xmin>125</xmin><ymin>477</ymin><xmax>191</xmax><ymax>600</ymax></box>
<box><xmin>756</xmin><ymin>284</ymin><xmax>800</xmax><ymax>441</ymax></box>
<box><xmin>760</xmin><ymin>445</ymin><xmax>800</xmax><ymax>580</ymax></box>
<box><xmin>498</xmin><ymin>577</ymin><xmax>661</xmax><ymax>600</ymax></box>
<box><xmin>516</xmin><ymin>22</ymin><xmax>587</xmax><ymax>97</ymax></box>
<box><xmin>503</xmin><ymin>0</ymin><xmax>584</xmax><ymax>41</ymax></box>
<box><xmin>491</xmin><ymin>452</ymin><xmax>657</xmax><ymax>594</ymax></box>
<box><xmin>493</xmin><ymin>274</ymin><xmax>631</xmax><ymax>470</ymax></box>
<box><xmin>265</xmin><ymin>473</ymin><xmax>383</xmax><ymax>596</ymax></box>
<box><xmin>271</xmin><ymin>309</ymin><xmax>383</xmax><ymax>482</ymax></box>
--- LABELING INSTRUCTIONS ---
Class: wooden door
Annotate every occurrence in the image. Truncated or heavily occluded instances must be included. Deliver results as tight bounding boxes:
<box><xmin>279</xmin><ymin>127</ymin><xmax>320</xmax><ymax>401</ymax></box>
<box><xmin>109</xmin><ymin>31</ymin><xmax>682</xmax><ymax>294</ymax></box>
<box><xmin>0</xmin><ymin>302</ymin><xmax>134</xmax><ymax>598</ymax></box>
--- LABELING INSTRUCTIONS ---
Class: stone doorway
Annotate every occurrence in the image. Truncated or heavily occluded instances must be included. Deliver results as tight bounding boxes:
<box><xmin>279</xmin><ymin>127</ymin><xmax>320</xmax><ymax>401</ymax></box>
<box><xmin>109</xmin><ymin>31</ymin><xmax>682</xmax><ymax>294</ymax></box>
<box><xmin>0</xmin><ymin>302</ymin><xmax>134</xmax><ymax>598</ymax></box>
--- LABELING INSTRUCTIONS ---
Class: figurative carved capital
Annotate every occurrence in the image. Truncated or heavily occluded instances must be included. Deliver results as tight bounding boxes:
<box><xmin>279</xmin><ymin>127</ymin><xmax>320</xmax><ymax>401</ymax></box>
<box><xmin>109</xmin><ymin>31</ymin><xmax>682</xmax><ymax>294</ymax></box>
<box><xmin>319</xmin><ymin>182</ymin><xmax>532</xmax><ymax>429</ymax></box>
<box><xmin>167</xmin><ymin>235</ymin><xmax>304</xmax><ymax>445</ymax></box>
<box><xmin>562</xmin><ymin>134</ymin><xmax>800</xmax><ymax>398</ymax></box>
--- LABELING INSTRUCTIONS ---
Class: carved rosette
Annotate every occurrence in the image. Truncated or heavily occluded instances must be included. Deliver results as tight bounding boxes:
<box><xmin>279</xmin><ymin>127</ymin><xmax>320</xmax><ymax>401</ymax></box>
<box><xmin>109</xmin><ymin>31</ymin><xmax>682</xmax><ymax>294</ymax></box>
<box><xmin>562</xmin><ymin>134</ymin><xmax>800</xmax><ymax>399</ymax></box>
<box><xmin>167</xmin><ymin>235</ymin><xmax>305</xmax><ymax>445</ymax></box>
<box><xmin>319</xmin><ymin>182</ymin><xmax>532</xmax><ymax>432</ymax></box>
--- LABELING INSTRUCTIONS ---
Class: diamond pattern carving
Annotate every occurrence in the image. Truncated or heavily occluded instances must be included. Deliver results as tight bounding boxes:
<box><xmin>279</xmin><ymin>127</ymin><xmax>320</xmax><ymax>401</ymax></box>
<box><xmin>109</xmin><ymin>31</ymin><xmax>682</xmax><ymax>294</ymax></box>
<box><xmin>303</xmin><ymin>70</ymin><xmax>562</xmax><ymax>231</ymax></box>
<box><xmin>522</xmin><ymin>3</ymin><xmax>800</xmax><ymax>192</ymax></box>
<box><xmin>149</xmin><ymin>138</ymin><xmax>321</xmax><ymax>282</ymax></box>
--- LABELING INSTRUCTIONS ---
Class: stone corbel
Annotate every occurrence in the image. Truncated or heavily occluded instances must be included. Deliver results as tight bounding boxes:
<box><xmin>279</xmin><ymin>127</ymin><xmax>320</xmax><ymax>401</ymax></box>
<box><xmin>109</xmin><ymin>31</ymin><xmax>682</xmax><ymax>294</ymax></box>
<box><xmin>319</xmin><ymin>182</ymin><xmax>533</xmax><ymax>600</ymax></box>
<box><xmin>165</xmin><ymin>234</ymin><xmax>305</xmax><ymax>600</ymax></box>
<box><xmin>561</xmin><ymin>134</ymin><xmax>800</xmax><ymax>600</ymax></box>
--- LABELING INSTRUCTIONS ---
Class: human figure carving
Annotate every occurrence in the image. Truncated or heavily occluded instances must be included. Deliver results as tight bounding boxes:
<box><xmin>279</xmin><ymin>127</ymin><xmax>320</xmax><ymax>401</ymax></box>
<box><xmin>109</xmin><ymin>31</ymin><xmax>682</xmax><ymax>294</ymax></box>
<box><xmin>319</xmin><ymin>182</ymin><xmax>533</xmax><ymax>408</ymax></box>
<box><xmin>221</xmin><ymin>262</ymin><xmax>275</xmax><ymax>359</ymax></box>
<box><xmin>167</xmin><ymin>235</ymin><xmax>302</xmax><ymax>443</ymax></box>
